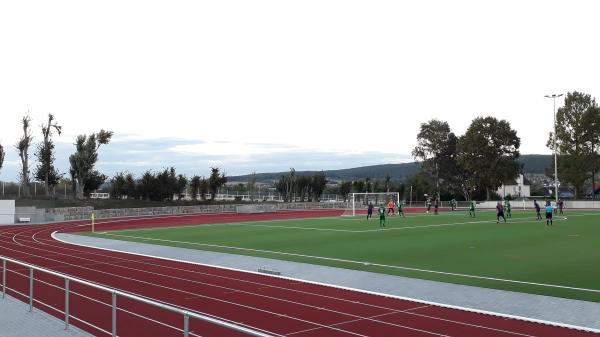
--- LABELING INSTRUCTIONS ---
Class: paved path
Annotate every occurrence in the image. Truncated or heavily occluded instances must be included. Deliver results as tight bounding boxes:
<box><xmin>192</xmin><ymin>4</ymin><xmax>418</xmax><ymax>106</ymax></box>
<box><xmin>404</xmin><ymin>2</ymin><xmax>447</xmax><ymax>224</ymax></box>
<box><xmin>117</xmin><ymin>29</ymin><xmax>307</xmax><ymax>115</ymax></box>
<box><xmin>57</xmin><ymin>233</ymin><xmax>600</xmax><ymax>331</ymax></box>
<box><xmin>0</xmin><ymin>293</ymin><xmax>91</xmax><ymax>337</ymax></box>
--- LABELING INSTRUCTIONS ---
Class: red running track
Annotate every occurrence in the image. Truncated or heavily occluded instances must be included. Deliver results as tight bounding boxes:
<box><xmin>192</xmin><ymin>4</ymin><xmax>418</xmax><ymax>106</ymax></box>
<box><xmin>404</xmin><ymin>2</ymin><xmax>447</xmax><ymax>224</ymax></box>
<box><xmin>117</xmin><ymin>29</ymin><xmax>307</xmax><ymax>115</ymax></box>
<box><xmin>0</xmin><ymin>210</ymin><xmax>598</xmax><ymax>337</ymax></box>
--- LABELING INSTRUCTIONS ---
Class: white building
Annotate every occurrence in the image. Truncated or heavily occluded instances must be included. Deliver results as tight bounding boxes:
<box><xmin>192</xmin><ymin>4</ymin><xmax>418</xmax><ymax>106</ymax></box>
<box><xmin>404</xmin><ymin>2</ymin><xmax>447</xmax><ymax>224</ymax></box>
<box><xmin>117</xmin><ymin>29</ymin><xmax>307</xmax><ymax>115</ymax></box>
<box><xmin>497</xmin><ymin>174</ymin><xmax>531</xmax><ymax>198</ymax></box>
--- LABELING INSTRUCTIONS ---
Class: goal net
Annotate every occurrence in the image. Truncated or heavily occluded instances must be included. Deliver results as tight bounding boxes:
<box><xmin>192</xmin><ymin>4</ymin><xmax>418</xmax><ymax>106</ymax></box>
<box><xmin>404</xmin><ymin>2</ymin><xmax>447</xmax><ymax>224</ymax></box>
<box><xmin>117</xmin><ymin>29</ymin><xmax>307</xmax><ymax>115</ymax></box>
<box><xmin>342</xmin><ymin>192</ymin><xmax>401</xmax><ymax>217</ymax></box>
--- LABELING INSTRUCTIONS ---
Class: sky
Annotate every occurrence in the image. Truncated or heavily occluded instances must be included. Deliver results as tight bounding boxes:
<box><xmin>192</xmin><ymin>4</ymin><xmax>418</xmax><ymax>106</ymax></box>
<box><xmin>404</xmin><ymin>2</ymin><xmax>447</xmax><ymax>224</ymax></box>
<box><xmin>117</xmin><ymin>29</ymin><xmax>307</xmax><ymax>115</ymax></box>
<box><xmin>0</xmin><ymin>0</ymin><xmax>599</xmax><ymax>181</ymax></box>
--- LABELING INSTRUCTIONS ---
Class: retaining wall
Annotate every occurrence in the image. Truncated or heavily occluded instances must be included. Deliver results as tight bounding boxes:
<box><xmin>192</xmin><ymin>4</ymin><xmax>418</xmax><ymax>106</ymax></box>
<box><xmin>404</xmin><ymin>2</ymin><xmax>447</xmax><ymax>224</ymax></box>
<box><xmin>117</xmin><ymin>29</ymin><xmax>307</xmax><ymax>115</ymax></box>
<box><xmin>45</xmin><ymin>202</ymin><xmax>347</xmax><ymax>221</ymax></box>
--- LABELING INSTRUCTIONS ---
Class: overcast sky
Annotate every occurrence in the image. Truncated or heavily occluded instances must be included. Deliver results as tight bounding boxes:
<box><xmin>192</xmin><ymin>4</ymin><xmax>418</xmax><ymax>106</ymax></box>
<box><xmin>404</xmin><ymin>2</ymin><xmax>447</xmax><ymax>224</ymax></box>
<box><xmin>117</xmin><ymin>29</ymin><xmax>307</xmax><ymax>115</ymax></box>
<box><xmin>1</xmin><ymin>0</ymin><xmax>599</xmax><ymax>181</ymax></box>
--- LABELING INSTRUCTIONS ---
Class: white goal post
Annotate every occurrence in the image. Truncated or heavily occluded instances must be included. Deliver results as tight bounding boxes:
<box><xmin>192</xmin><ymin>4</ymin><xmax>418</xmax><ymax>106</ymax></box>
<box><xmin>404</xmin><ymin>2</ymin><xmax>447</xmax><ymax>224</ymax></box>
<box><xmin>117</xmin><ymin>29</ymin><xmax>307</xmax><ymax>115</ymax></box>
<box><xmin>345</xmin><ymin>192</ymin><xmax>401</xmax><ymax>217</ymax></box>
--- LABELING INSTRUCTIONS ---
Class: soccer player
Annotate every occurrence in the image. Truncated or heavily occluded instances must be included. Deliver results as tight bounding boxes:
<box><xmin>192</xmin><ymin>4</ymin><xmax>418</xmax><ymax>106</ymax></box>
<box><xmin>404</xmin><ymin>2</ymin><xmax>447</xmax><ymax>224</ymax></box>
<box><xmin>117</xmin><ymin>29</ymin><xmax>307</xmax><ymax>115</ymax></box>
<box><xmin>387</xmin><ymin>200</ymin><xmax>394</xmax><ymax>216</ymax></box>
<box><xmin>533</xmin><ymin>199</ymin><xmax>542</xmax><ymax>220</ymax></box>
<box><xmin>434</xmin><ymin>197</ymin><xmax>439</xmax><ymax>215</ymax></box>
<box><xmin>378</xmin><ymin>204</ymin><xmax>386</xmax><ymax>227</ymax></box>
<box><xmin>496</xmin><ymin>201</ymin><xmax>507</xmax><ymax>223</ymax></box>
<box><xmin>504</xmin><ymin>199</ymin><xmax>512</xmax><ymax>218</ymax></box>
<box><xmin>450</xmin><ymin>198</ymin><xmax>457</xmax><ymax>211</ymax></box>
<box><xmin>367</xmin><ymin>202</ymin><xmax>374</xmax><ymax>220</ymax></box>
<box><xmin>558</xmin><ymin>199</ymin><xmax>564</xmax><ymax>215</ymax></box>
<box><xmin>397</xmin><ymin>201</ymin><xmax>405</xmax><ymax>217</ymax></box>
<box><xmin>426</xmin><ymin>198</ymin><xmax>432</xmax><ymax>213</ymax></box>
<box><xmin>469</xmin><ymin>200</ymin><xmax>476</xmax><ymax>217</ymax></box>
<box><xmin>545</xmin><ymin>201</ymin><xmax>553</xmax><ymax>226</ymax></box>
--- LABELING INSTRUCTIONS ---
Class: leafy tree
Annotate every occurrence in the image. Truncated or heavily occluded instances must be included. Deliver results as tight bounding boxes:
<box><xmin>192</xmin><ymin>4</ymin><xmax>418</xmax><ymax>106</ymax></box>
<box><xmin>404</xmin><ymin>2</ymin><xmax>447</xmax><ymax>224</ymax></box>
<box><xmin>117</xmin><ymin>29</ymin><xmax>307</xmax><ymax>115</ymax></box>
<box><xmin>208</xmin><ymin>167</ymin><xmax>227</xmax><ymax>200</ymax></box>
<box><xmin>16</xmin><ymin>115</ymin><xmax>33</xmax><ymax>197</ymax></box>
<box><xmin>190</xmin><ymin>175</ymin><xmax>201</xmax><ymax>200</ymax></box>
<box><xmin>352</xmin><ymin>179</ymin><xmax>365</xmax><ymax>193</ymax></box>
<box><xmin>384</xmin><ymin>174</ymin><xmax>392</xmax><ymax>192</ymax></box>
<box><xmin>547</xmin><ymin>91</ymin><xmax>600</xmax><ymax>198</ymax></box>
<box><xmin>34</xmin><ymin>114</ymin><xmax>63</xmax><ymax>196</ymax></box>
<box><xmin>176</xmin><ymin>174</ymin><xmax>188</xmax><ymax>200</ymax></box>
<box><xmin>247</xmin><ymin>172</ymin><xmax>257</xmax><ymax>201</ymax></box>
<box><xmin>199</xmin><ymin>177</ymin><xmax>209</xmax><ymax>201</ymax></box>
<box><xmin>412</xmin><ymin>119</ymin><xmax>458</xmax><ymax>196</ymax></box>
<box><xmin>83</xmin><ymin>171</ymin><xmax>107</xmax><ymax>196</ymax></box>
<box><xmin>310</xmin><ymin>171</ymin><xmax>327</xmax><ymax>201</ymax></box>
<box><xmin>457</xmin><ymin>117</ymin><xmax>520</xmax><ymax>200</ymax></box>
<box><xmin>339</xmin><ymin>181</ymin><xmax>352</xmax><ymax>201</ymax></box>
<box><xmin>69</xmin><ymin>130</ymin><xmax>113</xmax><ymax>199</ymax></box>
<box><xmin>111</xmin><ymin>172</ymin><xmax>127</xmax><ymax>199</ymax></box>
<box><xmin>296</xmin><ymin>175</ymin><xmax>311</xmax><ymax>201</ymax></box>
<box><xmin>406</xmin><ymin>171</ymin><xmax>434</xmax><ymax>201</ymax></box>
<box><xmin>0</xmin><ymin>142</ymin><xmax>5</xmax><ymax>176</ymax></box>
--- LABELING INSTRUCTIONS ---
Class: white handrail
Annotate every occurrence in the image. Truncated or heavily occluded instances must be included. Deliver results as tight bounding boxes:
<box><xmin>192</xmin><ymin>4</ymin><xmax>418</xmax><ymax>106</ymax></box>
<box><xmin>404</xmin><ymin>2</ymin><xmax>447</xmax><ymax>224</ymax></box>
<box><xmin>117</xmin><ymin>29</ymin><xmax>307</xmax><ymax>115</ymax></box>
<box><xmin>0</xmin><ymin>255</ymin><xmax>278</xmax><ymax>337</ymax></box>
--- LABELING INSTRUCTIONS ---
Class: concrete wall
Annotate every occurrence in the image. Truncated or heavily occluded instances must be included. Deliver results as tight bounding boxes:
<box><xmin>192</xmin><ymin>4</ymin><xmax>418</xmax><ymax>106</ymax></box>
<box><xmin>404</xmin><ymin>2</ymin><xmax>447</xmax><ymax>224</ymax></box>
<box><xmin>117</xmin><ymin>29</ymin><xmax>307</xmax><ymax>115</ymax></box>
<box><xmin>0</xmin><ymin>200</ymin><xmax>15</xmax><ymax>224</ymax></box>
<box><xmin>46</xmin><ymin>202</ymin><xmax>348</xmax><ymax>221</ymax></box>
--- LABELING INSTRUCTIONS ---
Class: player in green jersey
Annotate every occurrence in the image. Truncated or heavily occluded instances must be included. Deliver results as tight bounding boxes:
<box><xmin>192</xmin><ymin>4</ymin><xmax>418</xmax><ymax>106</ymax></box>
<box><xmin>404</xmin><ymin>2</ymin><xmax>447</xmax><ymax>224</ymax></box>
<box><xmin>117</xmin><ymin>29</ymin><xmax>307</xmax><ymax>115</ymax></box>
<box><xmin>469</xmin><ymin>200</ymin><xmax>476</xmax><ymax>217</ymax></box>
<box><xmin>504</xmin><ymin>199</ymin><xmax>512</xmax><ymax>218</ymax></box>
<box><xmin>397</xmin><ymin>201</ymin><xmax>405</xmax><ymax>217</ymax></box>
<box><xmin>450</xmin><ymin>198</ymin><xmax>457</xmax><ymax>211</ymax></box>
<box><xmin>378</xmin><ymin>204</ymin><xmax>386</xmax><ymax>227</ymax></box>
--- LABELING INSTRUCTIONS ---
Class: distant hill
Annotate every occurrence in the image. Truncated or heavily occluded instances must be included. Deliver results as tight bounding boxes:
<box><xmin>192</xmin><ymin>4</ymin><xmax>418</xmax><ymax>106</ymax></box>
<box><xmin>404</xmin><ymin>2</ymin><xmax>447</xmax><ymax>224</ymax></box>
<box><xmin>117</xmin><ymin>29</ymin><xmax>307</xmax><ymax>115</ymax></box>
<box><xmin>228</xmin><ymin>154</ymin><xmax>553</xmax><ymax>183</ymax></box>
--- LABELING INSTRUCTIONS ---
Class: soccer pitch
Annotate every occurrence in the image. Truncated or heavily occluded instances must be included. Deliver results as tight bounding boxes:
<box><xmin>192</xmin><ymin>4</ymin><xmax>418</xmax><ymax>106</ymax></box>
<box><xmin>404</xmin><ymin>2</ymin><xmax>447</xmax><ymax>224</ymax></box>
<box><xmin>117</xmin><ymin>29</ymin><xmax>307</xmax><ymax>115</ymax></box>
<box><xmin>84</xmin><ymin>210</ymin><xmax>600</xmax><ymax>302</ymax></box>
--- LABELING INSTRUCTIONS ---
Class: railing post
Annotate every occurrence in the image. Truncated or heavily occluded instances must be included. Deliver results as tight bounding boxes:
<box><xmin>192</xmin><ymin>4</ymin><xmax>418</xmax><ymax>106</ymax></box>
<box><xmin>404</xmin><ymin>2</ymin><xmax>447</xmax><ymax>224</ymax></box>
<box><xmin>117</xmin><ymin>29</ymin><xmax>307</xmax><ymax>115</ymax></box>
<box><xmin>2</xmin><ymin>259</ymin><xmax>5</xmax><ymax>299</ymax></box>
<box><xmin>65</xmin><ymin>279</ymin><xmax>70</xmax><ymax>330</ymax></box>
<box><xmin>183</xmin><ymin>312</ymin><xmax>189</xmax><ymax>337</ymax></box>
<box><xmin>112</xmin><ymin>292</ymin><xmax>117</xmax><ymax>337</ymax></box>
<box><xmin>29</xmin><ymin>268</ymin><xmax>33</xmax><ymax>312</ymax></box>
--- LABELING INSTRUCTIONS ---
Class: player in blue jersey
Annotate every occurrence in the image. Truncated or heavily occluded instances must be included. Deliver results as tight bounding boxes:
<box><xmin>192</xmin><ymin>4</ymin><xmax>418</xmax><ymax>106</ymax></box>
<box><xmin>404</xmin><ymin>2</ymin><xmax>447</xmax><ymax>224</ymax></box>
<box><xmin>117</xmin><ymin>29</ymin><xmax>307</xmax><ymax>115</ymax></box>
<box><xmin>545</xmin><ymin>201</ymin><xmax>554</xmax><ymax>225</ymax></box>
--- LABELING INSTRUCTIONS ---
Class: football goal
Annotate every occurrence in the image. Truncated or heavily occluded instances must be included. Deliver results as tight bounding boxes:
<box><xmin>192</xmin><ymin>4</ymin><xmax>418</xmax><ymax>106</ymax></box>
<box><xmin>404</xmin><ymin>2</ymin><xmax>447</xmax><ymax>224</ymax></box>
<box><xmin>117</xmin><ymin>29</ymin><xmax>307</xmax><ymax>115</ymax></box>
<box><xmin>343</xmin><ymin>192</ymin><xmax>401</xmax><ymax>216</ymax></box>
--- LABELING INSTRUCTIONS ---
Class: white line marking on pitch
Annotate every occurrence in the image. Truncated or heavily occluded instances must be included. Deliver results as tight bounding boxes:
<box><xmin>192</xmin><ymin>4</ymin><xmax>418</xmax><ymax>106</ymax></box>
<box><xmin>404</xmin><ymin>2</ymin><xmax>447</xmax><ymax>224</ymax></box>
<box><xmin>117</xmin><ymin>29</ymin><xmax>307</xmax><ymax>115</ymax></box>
<box><xmin>98</xmin><ymin>230</ymin><xmax>600</xmax><ymax>294</ymax></box>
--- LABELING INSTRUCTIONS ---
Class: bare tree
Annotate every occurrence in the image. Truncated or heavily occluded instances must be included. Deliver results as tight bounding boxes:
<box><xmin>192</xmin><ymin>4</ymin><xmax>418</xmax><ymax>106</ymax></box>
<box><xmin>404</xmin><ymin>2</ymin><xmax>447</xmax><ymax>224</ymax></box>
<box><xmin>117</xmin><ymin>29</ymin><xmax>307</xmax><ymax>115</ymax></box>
<box><xmin>15</xmin><ymin>115</ymin><xmax>33</xmax><ymax>197</ymax></box>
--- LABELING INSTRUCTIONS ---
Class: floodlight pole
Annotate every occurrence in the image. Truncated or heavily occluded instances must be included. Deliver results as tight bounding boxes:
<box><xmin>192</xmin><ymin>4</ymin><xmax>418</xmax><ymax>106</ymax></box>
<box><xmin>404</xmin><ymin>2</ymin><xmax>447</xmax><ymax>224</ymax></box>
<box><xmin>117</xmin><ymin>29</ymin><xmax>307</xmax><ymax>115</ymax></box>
<box><xmin>545</xmin><ymin>94</ymin><xmax>563</xmax><ymax>205</ymax></box>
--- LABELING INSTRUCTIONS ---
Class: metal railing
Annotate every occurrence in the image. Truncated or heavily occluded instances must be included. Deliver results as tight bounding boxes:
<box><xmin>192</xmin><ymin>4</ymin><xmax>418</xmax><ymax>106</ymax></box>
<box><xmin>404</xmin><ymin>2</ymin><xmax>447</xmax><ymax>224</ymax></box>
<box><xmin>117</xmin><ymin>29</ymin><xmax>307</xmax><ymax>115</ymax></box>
<box><xmin>0</xmin><ymin>255</ymin><xmax>277</xmax><ymax>337</ymax></box>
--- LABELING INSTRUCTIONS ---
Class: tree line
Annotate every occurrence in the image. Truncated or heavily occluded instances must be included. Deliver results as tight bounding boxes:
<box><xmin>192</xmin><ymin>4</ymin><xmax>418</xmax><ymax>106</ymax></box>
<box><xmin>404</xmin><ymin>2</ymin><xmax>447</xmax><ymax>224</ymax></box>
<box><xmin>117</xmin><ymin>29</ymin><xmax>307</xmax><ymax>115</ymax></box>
<box><xmin>111</xmin><ymin>167</ymin><xmax>227</xmax><ymax>202</ymax></box>
<box><xmin>275</xmin><ymin>168</ymin><xmax>328</xmax><ymax>202</ymax></box>
<box><xmin>0</xmin><ymin>113</ymin><xmax>112</xmax><ymax>199</ymax></box>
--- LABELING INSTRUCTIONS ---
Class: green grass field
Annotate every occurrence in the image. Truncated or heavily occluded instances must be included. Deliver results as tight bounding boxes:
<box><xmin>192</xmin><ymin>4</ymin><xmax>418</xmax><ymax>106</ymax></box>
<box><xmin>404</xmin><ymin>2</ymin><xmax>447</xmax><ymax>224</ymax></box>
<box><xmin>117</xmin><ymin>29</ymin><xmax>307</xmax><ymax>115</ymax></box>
<box><xmin>83</xmin><ymin>210</ymin><xmax>600</xmax><ymax>302</ymax></box>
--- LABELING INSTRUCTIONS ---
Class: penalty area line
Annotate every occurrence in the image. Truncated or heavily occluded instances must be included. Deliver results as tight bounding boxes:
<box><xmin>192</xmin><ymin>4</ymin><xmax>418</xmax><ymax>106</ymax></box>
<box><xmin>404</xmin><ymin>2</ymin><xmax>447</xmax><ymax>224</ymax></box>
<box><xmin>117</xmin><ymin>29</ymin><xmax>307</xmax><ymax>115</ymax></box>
<box><xmin>97</xmin><ymin>231</ymin><xmax>599</xmax><ymax>294</ymax></box>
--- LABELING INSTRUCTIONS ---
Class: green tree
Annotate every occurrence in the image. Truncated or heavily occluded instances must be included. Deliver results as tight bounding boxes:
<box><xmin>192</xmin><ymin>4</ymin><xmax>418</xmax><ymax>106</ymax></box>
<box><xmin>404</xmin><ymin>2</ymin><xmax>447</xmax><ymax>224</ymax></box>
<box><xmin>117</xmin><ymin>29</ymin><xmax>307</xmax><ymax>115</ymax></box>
<box><xmin>457</xmin><ymin>117</ymin><xmax>520</xmax><ymax>200</ymax></box>
<box><xmin>412</xmin><ymin>119</ymin><xmax>458</xmax><ymax>196</ymax></box>
<box><xmin>352</xmin><ymin>179</ymin><xmax>365</xmax><ymax>193</ymax></box>
<box><xmin>34</xmin><ymin>114</ymin><xmax>63</xmax><ymax>196</ymax></box>
<box><xmin>16</xmin><ymin>115</ymin><xmax>33</xmax><ymax>197</ymax></box>
<box><xmin>247</xmin><ymin>172</ymin><xmax>257</xmax><ymax>201</ymax></box>
<box><xmin>176</xmin><ymin>174</ymin><xmax>188</xmax><ymax>200</ymax></box>
<box><xmin>208</xmin><ymin>167</ymin><xmax>227</xmax><ymax>200</ymax></box>
<box><xmin>111</xmin><ymin>172</ymin><xmax>127</xmax><ymax>199</ymax></box>
<box><xmin>0</xmin><ymin>142</ymin><xmax>5</xmax><ymax>177</ymax></box>
<box><xmin>548</xmin><ymin>91</ymin><xmax>600</xmax><ymax>198</ymax></box>
<box><xmin>199</xmin><ymin>177</ymin><xmax>209</xmax><ymax>201</ymax></box>
<box><xmin>69</xmin><ymin>130</ymin><xmax>113</xmax><ymax>199</ymax></box>
<box><xmin>190</xmin><ymin>175</ymin><xmax>201</xmax><ymax>200</ymax></box>
<box><xmin>310</xmin><ymin>171</ymin><xmax>327</xmax><ymax>201</ymax></box>
<box><xmin>339</xmin><ymin>181</ymin><xmax>352</xmax><ymax>201</ymax></box>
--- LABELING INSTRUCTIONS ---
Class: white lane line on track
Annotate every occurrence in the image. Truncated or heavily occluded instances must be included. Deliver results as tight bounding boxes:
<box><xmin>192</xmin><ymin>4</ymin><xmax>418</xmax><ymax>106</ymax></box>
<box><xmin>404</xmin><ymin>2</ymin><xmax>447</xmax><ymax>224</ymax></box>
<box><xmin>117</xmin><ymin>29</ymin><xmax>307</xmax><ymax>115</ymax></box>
<box><xmin>5</xmin><ymin>214</ymin><xmax>600</xmax><ymax>334</ymax></box>
<box><xmin>13</xmin><ymin>224</ymin><xmax>540</xmax><ymax>337</ymax></box>
<box><xmin>4</xmin><ymin>229</ymin><xmax>446</xmax><ymax>337</ymax></box>
<box><xmin>32</xmin><ymin>232</ymin><xmax>549</xmax><ymax>337</ymax></box>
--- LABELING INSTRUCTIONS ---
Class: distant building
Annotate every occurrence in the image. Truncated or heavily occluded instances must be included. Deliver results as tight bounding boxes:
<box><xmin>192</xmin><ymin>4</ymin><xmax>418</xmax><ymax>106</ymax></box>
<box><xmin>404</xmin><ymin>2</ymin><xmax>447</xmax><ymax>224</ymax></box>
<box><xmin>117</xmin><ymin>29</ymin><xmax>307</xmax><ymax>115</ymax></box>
<box><xmin>497</xmin><ymin>174</ymin><xmax>530</xmax><ymax>198</ymax></box>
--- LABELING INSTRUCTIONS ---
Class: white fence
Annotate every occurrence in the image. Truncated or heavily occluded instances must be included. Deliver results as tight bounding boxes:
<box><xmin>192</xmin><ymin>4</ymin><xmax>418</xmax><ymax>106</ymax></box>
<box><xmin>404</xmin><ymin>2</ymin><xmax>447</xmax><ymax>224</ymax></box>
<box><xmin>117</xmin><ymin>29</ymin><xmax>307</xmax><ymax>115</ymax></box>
<box><xmin>0</xmin><ymin>255</ymin><xmax>276</xmax><ymax>337</ymax></box>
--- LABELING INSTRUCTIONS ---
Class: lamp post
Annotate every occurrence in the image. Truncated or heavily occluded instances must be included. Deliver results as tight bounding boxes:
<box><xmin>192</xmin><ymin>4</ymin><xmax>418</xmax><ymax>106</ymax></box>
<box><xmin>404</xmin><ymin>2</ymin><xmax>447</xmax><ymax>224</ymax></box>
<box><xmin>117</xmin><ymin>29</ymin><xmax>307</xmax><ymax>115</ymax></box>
<box><xmin>545</xmin><ymin>93</ymin><xmax>563</xmax><ymax>204</ymax></box>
